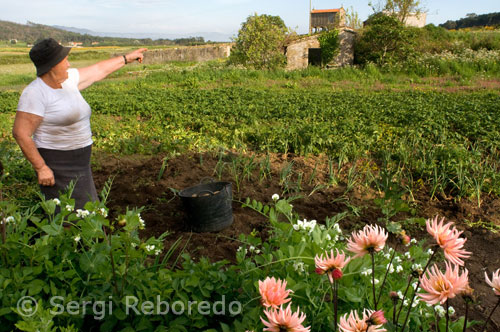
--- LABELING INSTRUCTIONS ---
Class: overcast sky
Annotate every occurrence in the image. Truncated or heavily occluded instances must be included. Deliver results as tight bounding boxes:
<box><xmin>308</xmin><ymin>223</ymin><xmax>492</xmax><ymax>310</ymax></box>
<box><xmin>2</xmin><ymin>0</ymin><xmax>499</xmax><ymax>38</ymax></box>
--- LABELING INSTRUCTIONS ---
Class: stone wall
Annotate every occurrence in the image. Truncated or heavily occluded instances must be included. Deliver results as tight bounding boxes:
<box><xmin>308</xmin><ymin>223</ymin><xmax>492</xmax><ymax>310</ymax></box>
<box><xmin>140</xmin><ymin>44</ymin><xmax>232</xmax><ymax>64</ymax></box>
<box><xmin>285</xmin><ymin>28</ymin><xmax>356</xmax><ymax>70</ymax></box>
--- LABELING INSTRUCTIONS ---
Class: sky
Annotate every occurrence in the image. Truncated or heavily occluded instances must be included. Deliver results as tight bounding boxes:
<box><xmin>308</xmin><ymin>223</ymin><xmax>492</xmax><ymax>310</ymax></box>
<box><xmin>1</xmin><ymin>0</ymin><xmax>500</xmax><ymax>40</ymax></box>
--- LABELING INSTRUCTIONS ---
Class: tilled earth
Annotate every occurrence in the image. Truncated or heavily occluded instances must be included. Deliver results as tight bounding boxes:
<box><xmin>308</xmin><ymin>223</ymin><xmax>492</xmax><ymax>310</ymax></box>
<box><xmin>93</xmin><ymin>151</ymin><xmax>500</xmax><ymax>331</ymax></box>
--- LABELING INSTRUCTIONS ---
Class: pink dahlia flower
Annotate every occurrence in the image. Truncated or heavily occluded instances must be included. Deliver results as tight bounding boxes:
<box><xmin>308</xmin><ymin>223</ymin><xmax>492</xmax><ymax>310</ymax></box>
<box><xmin>485</xmin><ymin>269</ymin><xmax>500</xmax><ymax>296</ymax></box>
<box><xmin>315</xmin><ymin>249</ymin><xmax>351</xmax><ymax>283</ymax></box>
<box><xmin>338</xmin><ymin>309</ymin><xmax>387</xmax><ymax>332</ymax></box>
<box><xmin>418</xmin><ymin>262</ymin><xmax>469</xmax><ymax>305</ymax></box>
<box><xmin>346</xmin><ymin>224</ymin><xmax>388</xmax><ymax>258</ymax></box>
<box><xmin>259</xmin><ymin>277</ymin><xmax>292</xmax><ymax>309</ymax></box>
<box><xmin>261</xmin><ymin>304</ymin><xmax>311</xmax><ymax>332</ymax></box>
<box><xmin>426</xmin><ymin>216</ymin><xmax>471</xmax><ymax>266</ymax></box>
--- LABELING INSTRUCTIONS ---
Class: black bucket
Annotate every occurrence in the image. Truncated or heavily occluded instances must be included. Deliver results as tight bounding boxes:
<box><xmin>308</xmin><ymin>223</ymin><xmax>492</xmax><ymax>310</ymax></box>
<box><xmin>178</xmin><ymin>180</ymin><xmax>233</xmax><ymax>232</ymax></box>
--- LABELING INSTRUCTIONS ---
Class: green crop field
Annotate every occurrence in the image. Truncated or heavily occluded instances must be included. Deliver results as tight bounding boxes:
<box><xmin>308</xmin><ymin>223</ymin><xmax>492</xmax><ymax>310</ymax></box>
<box><xmin>0</xmin><ymin>43</ymin><xmax>500</xmax><ymax>332</ymax></box>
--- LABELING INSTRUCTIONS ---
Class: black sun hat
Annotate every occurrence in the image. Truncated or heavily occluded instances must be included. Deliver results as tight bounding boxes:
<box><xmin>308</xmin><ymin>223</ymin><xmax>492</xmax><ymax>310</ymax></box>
<box><xmin>29</xmin><ymin>38</ymin><xmax>71</xmax><ymax>77</ymax></box>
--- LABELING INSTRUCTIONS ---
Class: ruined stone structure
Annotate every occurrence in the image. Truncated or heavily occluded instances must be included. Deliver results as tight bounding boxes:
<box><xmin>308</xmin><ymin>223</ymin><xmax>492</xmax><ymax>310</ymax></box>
<box><xmin>141</xmin><ymin>44</ymin><xmax>232</xmax><ymax>64</ymax></box>
<box><xmin>403</xmin><ymin>12</ymin><xmax>427</xmax><ymax>28</ymax></box>
<box><xmin>285</xmin><ymin>28</ymin><xmax>356</xmax><ymax>70</ymax></box>
<box><xmin>309</xmin><ymin>8</ymin><xmax>346</xmax><ymax>34</ymax></box>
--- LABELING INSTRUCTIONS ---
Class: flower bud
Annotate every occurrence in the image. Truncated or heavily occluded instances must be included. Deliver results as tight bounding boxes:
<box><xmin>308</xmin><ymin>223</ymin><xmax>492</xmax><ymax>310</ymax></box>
<box><xmin>389</xmin><ymin>291</ymin><xmax>399</xmax><ymax>301</ymax></box>
<box><xmin>331</xmin><ymin>269</ymin><xmax>343</xmax><ymax>280</ymax></box>
<box><xmin>118</xmin><ymin>219</ymin><xmax>127</xmax><ymax>226</ymax></box>
<box><xmin>368</xmin><ymin>310</ymin><xmax>387</xmax><ymax>325</ymax></box>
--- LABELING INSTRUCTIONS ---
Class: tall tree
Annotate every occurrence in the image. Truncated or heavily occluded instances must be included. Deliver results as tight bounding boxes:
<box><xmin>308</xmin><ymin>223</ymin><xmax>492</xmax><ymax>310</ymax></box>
<box><xmin>229</xmin><ymin>14</ymin><xmax>290</xmax><ymax>70</ymax></box>
<box><xmin>369</xmin><ymin>0</ymin><xmax>426</xmax><ymax>24</ymax></box>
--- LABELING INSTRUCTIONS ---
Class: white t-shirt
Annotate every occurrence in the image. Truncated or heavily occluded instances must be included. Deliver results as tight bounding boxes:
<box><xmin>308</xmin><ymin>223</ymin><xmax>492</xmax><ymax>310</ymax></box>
<box><xmin>17</xmin><ymin>68</ymin><xmax>93</xmax><ymax>151</ymax></box>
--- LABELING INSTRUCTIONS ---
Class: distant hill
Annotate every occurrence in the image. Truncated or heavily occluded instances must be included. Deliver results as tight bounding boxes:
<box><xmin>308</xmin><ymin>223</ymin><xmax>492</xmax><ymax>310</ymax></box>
<box><xmin>52</xmin><ymin>24</ymin><xmax>233</xmax><ymax>42</ymax></box>
<box><xmin>440</xmin><ymin>12</ymin><xmax>500</xmax><ymax>29</ymax></box>
<box><xmin>0</xmin><ymin>20</ymin><xmax>210</xmax><ymax>46</ymax></box>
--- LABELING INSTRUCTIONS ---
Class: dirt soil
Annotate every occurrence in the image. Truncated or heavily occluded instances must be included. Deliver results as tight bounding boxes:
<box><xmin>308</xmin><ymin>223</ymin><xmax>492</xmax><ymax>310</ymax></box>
<box><xmin>92</xmin><ymin>151</ymin><xmax>500</xmax><ymax>331</ymax></box>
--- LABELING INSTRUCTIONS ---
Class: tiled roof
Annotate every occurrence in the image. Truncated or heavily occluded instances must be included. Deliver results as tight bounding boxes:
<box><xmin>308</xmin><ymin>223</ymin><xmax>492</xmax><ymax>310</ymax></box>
<box><xmin>311</xmin><ymin>9</ymin><xmax>340</xmax><ymax>13</ymax></box>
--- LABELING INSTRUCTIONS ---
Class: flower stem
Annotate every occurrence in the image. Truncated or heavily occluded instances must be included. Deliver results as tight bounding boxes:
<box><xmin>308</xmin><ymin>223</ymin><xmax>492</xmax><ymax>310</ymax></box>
<box><xmin>330</xmin><ymin>279</ymin><xmax>339</xmax><ymax>332</ymax></box>
<box><xmin>377</xmin><ymin>246</ymin><xmax>397</xmax><ymax>306</ymax></box>
<box><xmin>399</xmin><ymin>246</ymin><xmax>438</xmax><ymax>332</ymax></box>
<box><xmin>445</xmin><ymin>300</ymin><xmax>449</xmax><ymax>332</ymax></box>
<box><xmin>371</xmin><ymin>251</ymin><xmax>377</xmax><ymax>310</ymax></box>
<box><xmin>463</xmin><ymin>300</ymin><xmax>469</xmax><ymax>332</ymax></box>
<box><xmin>396</xmin><ymin>275</ymin><xmax>414</xmax><ymax>322</ymax></box>
<box><xmin>480</xmin><ymin>297</ymin><xmax>500</xmax><ymax>332</ymax></box>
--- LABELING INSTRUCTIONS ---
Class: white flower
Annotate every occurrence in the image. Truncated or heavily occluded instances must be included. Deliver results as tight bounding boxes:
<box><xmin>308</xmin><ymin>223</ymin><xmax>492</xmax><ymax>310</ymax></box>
<box><xmin>65</xmin><ymin>205</ymin><xmax>73</xmax><ymax>212</ymax></box>
<box><xmin>427</xmin><ymin>248</ymin><xmax>434</xmax><ymax>255</ymax></box>
<box><xmin>396</xmin><ymin>265</ymin><xmax>403</xmax><ymax>273</ymax></box>
<box><xmin>393</xmin><ymin>256</ymin><xmax>402</xmax><ymax>263</ymax></box>
<box><xmin>403</xmin><ymin>299</ymin><xmax>409</xmax><ymax>307</ymax></box>
<box><xmin>333</xmin><ymin>224</ymin><xmax>342</xmax><ymax>233</ymax></box>
<box><xmin>272</xmin><ymin>194</ymin><xmax>279</xmax><ymax>201</ymax></box>
<box><xmin>435</xmin><ymin>305</ymin><xmax>446</xmax><ymax>318</ymax></box>
<box><xmin>255</xmin><ymin>249</ymin><xmax>261</xmax><ymax>254</ymax></box>
<box><xmin>293</xmin><ymin>261</ymin><xmax>305</xmax><ymax>274</ymax></box>
<box><xmin>412</xmin><ymin>282</ymin><xmax>418</xmax><ymax>290</ymax></box>
<box><xmin>99</xmin><ymin>208</ymin><xmax>108</xmax><ymax>218</ymax></box>
<box><xmin>326</xmin><ymin>234</ymin><xmax>332</xmax><ymax>241</ymax></box>
<box><xmin>76</xmin><ymin>209</ymin><xmax>90</xmax><ymax>218</ymax></box>
<box><xmin>404</xmin><ymin>252</ymin><xmax>411</xmax><ymax>259</ymax></box>
<box><xmin>138</xmin><ymin>214</ymin><xmax>145</xmax><ymax>228</ymax></box>
<box><xmin>410</xmin><ymin>238</ymin><xmax>417</xmax><ymax>244</ymax></box>
<box><xmin>449</xmin><ymin>306</ymin><xmax>455</xmax><ymax>315</ymax></box>
<box><xmin>361</xmin><ymin>268</ymin><xmax>372</xmax><ymax>276</ymax></box>
<box><xmin>131</xmin><ymin>242</ymin><xmax>138</xmax><ymax>248</ymax></box>
<box><xmin>154</xmin><ymin>249</ymin><xmax>161</xmax><ymax>256</ymax></box>
<box><xmin>74</xmin><ymin>235</ymin><xmax>81</xmax><ymax>242</ymax></box>
<box><xmin>374</xmin><ymin>278</ymin><xmax>380</xmax><ymax>285</ymax></box>
<box><xmin>145</xmin><ymin>244</ymin><xmax>155</xmax><ymax>252</ymax></box>
<box><xmin>52</xmin><ymin>198</ymin><xmax>61</xmax><ymax>205</ymax></box>
<box><xmin>3</xmin><ymin>216</ymin><xmax>15</xmax><ymax>224</ymax></box>
<box><xmin>384</xmin><ymin>253</ymin><xmax>392</xmax><ymax>259</ymax></box>
<box><xmin>412</xmin><ymin>263</ymin><xmax>422</xmax><ymax>271</ymax></box>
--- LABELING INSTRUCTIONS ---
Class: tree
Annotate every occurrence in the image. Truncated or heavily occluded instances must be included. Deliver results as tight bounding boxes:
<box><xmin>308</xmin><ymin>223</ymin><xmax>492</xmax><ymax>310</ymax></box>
<box><xmin>355</xmin><ymin>13</ymin><xmax>417</xmax><ymax>65</ymax></box>
<box><xmin>369</xmin><ymin>0</ymin><xmax>426</xmax><ymax>24</ymax></box>
<box><xmin>345</xmin><ymin>6</ymin><xmax>363</xmax><ymax>29</ymax></box>
<box><xmin>229</xmin><ymin>14</ymin><xmax>290</xmax><ymax>70</ymax></box>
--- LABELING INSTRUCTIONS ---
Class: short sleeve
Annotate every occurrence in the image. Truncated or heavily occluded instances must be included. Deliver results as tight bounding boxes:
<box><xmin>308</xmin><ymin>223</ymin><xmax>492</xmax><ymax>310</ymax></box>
<box><xmin>63</xmin><ymin>68</ymin><xmax>80</xmax><ymax>88</ymax></box>
<box><xmin>17</xmin><ymin>85</ymin><xmax>46</xmax><ymax>117</ymax></box>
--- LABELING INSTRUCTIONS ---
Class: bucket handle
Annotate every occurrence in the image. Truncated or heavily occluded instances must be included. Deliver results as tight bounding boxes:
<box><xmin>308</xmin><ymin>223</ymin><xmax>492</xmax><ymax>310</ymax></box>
<box><xmin>197</xmin><ymin>190</ymin><xmax>215</xmax><ymax>196</ymax></box>
<box><xmin>199</xmin><ymin>177</ymin><xmax>215</xmax><ymax>184</ymax></box>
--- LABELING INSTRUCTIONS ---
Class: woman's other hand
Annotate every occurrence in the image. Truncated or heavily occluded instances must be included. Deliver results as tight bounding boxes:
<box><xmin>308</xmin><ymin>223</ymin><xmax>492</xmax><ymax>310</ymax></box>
<box><xmin>37</xmin><ymin>165</ymin><xmax>55</xmax><ymax>186</ymax></box>
<box><xmin>124</xmin><ymin>48</ymin><xmax>148</xmax><ymax>64</ymax></box>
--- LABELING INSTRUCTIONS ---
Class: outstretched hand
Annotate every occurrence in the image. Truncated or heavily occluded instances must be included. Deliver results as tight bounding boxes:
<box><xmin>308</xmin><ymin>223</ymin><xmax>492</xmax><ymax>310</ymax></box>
<box><xmin>125</xmin><ymin>48</ymin><xmax>148</xmax><ymax>64</ymax></box>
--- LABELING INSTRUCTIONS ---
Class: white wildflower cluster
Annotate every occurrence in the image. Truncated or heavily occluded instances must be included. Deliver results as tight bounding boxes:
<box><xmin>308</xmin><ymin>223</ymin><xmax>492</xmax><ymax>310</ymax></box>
<box><xmin>237</xmin><ymin>246</ymin><xmax>248</xmax><ymax>256</ymax></box>
<box><xmin>138</xmin><ymin>214</ymin><xmax>146</xmax><ymax>229</ymax></box>
<box><xmin>361</xmin><ymin>268</ymin><xmax>372</xmax><ymax>277</ymax></box>
<box><xmin>52</xmin><ymin>198</ymin><xmax>61</xmax><ymax>206</ymax></box>
<box><xmin>145</xmin><ymin>244</ymin><xmax>161</xmax><ymax>256</ymax></box>
<box><xmin>292</xmin><ymin>219</ymin><xmax>317</xmax><ymax>233</ymax></box>
<box><xmin>434</xmin><ymin>305</ymin><xmax>446</xmax><ymax>318</ymax></box>
<box><xmin>98</xmin><ymin>208</ymin><xmax>108</xmax><ymax>218</ymax></box>
<box><xmin>272</xmin><ymin>194</ymin><xmax>279</xmax><ymax>201</ymax></box>
<box><xmin>387</xmin><ymin>263</ymin><xmax>395</xmax><ymax>274</ymax></box>
<box><xmin>412</xmin><ymin>263</ymin><xmax>423</xmax><ymax>271</ymax></box>
<box><xmin>248</xmin><ymin>245</ymin><xmax>261</xmax><ymax>255</ymax></box>
<box><xmin>397</xmin><ymin>291</ymin><xmax>404</xmax><ymax>300</ymax></box>
<box><xmin>427</xmin><ymin>248</ymin><xmax>434</xmax><ymax>256</ymax></box>
<box><xmin>293</xmin><ymin>260</ymin><xmax>306</xmax><ymax>275</ymax></box>
<box><xmin>76</xmin><ymin>209</ymin><xmax>91</xmax><ymax>218</ymax></box>
<box><xmin>65</xmin><ymin>205</ymin><xmax>73</xmax><ymax>212</ymax></box>
<box><xmin>404</xmin><ymin>252</ymin><xmax>411</xmax><ymax>259</ymax></box>
<box><xmin>2</xmin><ymin>216</ymin><xmax>15</xmax><ymax>225</ymax></box>
<box><xmin>396</xmin><ymin>265</ymin><xmax>404</xmax><ymax>273</ymax></box>
<box><xmin>409</xmin><ymin>238</ymin><xmax>417</xmax><ymax>245</ymax></box>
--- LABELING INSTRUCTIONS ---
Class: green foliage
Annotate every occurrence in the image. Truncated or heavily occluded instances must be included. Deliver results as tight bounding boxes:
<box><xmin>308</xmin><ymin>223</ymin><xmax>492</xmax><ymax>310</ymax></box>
<box><xmin>318</xmin><ymin>30</ymin><xmax>340</xmax><ymax>67</ymax></box>
<box><xmin>229</xmin><ymin>14</ymin><xmax>289</xmax><ymax>70</ymax></box>
<box><xmin>440</xmin><ymin>12</ymin><xmax>500</xmax><ymax>29</ymax></box>
<box><xmin>355</xmin><ymin>13</ymin><xmax>418</xmax><ymax>65</ymax></box>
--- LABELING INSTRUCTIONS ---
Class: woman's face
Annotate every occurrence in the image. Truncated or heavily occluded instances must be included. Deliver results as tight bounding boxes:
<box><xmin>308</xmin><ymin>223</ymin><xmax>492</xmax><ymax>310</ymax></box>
<box><xmin>49</xmin><ymin>56</ymin><xmax>70</xmax><ymax>83</ymax></box>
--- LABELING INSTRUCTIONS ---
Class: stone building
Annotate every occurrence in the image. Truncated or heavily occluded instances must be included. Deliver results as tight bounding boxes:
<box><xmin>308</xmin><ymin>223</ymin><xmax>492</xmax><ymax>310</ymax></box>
<box><xmin>309</xmin><ymin>8</ymin><xmax>346</xmax><ymax>34</ymax></box>
<box><xmin>139</xmin><ymin>44</ymin><xmax>232</xmax><ymax>64</ymax></box>
<box><xmin>285</xmin><ymin>28</ymin><xmax>356</xmax><ymax>70</ymax></box>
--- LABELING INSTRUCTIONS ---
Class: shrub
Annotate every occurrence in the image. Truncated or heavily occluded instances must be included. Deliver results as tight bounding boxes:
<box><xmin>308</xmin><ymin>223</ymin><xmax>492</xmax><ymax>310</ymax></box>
<box><xmin>355</xmin><ymin>13</ymin><xmax>418</xmax><ymax>65</ymax></box>
<box><xmin>229</xmin><ymin>14</ymin><xmax>290</xmax><ymax>70</ymax></box>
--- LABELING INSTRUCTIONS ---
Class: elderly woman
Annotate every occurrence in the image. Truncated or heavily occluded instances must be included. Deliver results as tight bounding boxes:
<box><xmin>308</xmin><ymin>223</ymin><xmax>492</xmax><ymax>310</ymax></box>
<box><xmin>12</xmin><ymin>38</ymin><xmax>146</xmax><ymax>209</ymax></box>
